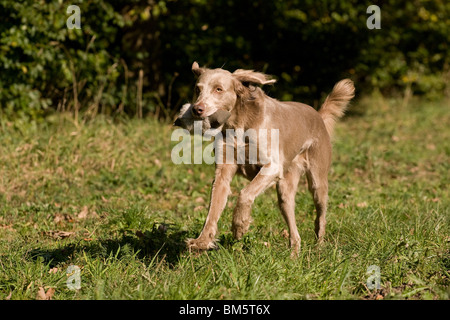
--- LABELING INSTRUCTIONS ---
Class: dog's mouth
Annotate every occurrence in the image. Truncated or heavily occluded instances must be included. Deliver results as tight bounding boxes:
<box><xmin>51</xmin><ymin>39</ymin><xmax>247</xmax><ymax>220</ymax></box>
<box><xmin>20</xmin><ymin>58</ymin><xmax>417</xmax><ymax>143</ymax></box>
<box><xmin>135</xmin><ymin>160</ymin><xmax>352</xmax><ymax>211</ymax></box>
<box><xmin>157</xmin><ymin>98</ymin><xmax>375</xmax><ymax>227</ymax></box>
<box><xmin>208</xmin><ymin>109</ymin><xmax>231</xmax><ymax>128</ymax></box>
<box><xmin>173</xmin><ymin>106</ymin><xmax>231</xmax><ymax>130</ymax></box>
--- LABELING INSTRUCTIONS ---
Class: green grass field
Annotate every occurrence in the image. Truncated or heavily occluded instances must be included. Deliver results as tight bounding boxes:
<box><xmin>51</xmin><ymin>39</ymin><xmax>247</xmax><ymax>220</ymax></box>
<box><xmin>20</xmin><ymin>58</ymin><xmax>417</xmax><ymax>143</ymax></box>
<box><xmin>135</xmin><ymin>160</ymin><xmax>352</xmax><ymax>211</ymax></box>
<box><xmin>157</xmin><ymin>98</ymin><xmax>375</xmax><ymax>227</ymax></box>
<box><xmin>0</xmin><ymin>95</ymin><xmax>449</xmax><ymax>300</ymax></box>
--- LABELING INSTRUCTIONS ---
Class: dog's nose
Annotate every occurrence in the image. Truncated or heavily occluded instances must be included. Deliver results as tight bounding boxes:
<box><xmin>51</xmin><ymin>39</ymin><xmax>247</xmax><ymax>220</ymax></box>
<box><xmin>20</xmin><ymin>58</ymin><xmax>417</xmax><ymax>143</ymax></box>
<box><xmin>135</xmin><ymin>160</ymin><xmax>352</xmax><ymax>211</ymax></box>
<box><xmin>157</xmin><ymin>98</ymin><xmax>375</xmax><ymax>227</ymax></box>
<box><xmin>193</xmin><ymin>104</ymin><xmax>206</xmax><ymax>117</ymax></box>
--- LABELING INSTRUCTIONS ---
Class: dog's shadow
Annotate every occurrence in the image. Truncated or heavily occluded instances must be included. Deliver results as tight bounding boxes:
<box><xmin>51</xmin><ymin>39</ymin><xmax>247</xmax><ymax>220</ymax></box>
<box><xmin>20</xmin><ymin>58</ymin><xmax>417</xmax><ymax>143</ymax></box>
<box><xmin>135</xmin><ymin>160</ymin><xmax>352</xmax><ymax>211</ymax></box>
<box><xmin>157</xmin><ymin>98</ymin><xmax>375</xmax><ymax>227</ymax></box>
<box><xmin>29</xmin><ymin>224</ymin><xmax>190</xmax><ymax>268</ymax></box>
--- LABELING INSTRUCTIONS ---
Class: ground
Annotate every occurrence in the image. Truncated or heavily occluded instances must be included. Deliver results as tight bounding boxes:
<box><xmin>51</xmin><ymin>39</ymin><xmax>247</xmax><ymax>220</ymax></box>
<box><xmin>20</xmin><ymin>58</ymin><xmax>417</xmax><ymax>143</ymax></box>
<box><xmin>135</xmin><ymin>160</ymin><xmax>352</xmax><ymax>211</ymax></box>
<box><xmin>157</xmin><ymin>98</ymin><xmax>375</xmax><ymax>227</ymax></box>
<box><xmin>0</xmin><ymin>95</ymin><xmax>448</xmax><ymax>300</ymax></box>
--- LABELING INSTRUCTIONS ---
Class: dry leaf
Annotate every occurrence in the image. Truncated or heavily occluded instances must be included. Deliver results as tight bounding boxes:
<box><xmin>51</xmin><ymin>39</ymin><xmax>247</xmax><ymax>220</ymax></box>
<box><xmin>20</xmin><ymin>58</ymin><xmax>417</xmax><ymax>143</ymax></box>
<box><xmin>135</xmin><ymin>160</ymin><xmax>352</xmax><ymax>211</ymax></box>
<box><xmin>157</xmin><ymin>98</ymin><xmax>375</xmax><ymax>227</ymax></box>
<box><xmin>195</xmin><ymin>197</ymin><xmax>205</xmax><ymax>203</ymax></box>
<box><xmin>37</xmin><ymin>287</ymin><xmax>55</xmax><ymax>300</ymax></box>
<box><xmin>54</xmin><ymin>213</ymin><xmax>74</xmax><ymax>224</ymax></box>
<box><xmin>49</xmin><ymin>267</ymin><xmax>59</xmax><ymax>274</ymax></box>
<box><xmin>77</xmin><ymin>206</ymin><xmax>89</xmax><ymax>219</ymax></box>
<box><xmin>357</xmin><ymin>202</ymin><xmax>368</xmax><ymax>208</ymax></box>
<box><xmin>281</xmin><ymin>229</ymin><xmax>289</xmax><ymax>239</ymax></box>
<box><xmin>0</xmin><ymin>224</ymin><xmax>14</xmax><ymax>230</ymax></box>
<box><xmin>44</xmin><ymin>230</ymin><xmax>74</xmax><ymax>239</ymax></box>
<box><xmin>37</xmin><ymin>287</ymin><xmax>46</xmax><ymax>300</ymax></box>
<box><xmin>46</xmin><ymin>288</ymin><xmax>55</xmax><ymax>299</ymax></box>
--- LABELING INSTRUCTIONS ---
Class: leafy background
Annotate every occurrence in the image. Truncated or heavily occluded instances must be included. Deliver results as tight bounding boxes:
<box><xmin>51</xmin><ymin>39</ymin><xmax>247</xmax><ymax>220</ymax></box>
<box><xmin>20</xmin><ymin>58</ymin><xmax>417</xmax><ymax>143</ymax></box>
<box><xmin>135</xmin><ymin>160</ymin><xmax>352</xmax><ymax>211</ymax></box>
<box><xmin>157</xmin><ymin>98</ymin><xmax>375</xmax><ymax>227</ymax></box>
<box><xmin>1</xmin><ymin>0</ymin><xmax>449</xmax><ymax>120</ymax></box>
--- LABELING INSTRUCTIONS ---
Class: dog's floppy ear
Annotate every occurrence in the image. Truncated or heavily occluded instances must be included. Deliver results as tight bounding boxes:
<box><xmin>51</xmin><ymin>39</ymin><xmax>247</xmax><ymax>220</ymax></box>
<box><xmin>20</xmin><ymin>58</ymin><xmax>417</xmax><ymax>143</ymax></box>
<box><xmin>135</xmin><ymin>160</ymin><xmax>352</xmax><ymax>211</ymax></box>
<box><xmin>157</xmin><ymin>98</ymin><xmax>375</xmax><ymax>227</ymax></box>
<box><xmin>232</xmin><ymin>69</ymin><xmax>276</xmax><ymax>86</ymax></box>
<box><xmin>192</xmin><ymin>61</ymin><xmax>205</xmax><ymax>77</ymax></box>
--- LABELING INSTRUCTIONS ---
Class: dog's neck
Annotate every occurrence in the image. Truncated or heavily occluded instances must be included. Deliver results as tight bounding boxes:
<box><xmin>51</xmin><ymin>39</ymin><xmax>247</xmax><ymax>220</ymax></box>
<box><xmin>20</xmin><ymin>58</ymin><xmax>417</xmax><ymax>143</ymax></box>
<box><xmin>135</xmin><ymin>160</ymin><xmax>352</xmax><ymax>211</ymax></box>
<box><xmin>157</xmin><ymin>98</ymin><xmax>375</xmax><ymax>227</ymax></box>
<box><xmin>225</xmin><ymin>87</ymin><xmax>266</xmax><ymax>131</ymax></box>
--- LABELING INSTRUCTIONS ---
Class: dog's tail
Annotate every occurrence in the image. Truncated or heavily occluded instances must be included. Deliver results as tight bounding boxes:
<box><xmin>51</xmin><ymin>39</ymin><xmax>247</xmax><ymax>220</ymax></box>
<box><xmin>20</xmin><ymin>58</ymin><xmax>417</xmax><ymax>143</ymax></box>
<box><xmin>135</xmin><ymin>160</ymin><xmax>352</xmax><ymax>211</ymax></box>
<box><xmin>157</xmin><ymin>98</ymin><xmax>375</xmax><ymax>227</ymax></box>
<box><xmin>319</xmin><ymin>79</ymin><xmax>355</xmax><ymax>139</ymax></box>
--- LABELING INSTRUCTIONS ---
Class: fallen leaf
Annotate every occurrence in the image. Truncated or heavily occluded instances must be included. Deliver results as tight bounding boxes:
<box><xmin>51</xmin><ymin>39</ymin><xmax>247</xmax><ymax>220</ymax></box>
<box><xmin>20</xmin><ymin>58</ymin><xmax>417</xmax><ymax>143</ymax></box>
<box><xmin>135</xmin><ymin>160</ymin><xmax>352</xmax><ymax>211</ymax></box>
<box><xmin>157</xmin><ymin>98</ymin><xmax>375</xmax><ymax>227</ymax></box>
<box><xmin>77</xmin><ymin>206</ymin><xmax>89</xmax><ymax>219</ymax></box>
<box><xmin>49</xmin><ymin>267</ymin><xmax>59</xmax><ymax>274</ymax></box>
<box><xmin>44</xmin><ymin>230</ymin><xmax>74</xmax><ymax>239</ymax></box>
<box><xmin>281</xmin><ymin>229</ymin><xmax>289</xmax><ymax>239</ymax></box>
<box><xmin>357</xmin><ymin>202</ymin><xmax>368</xmax><ymax>208</ymax></box>
<box><xmin>195</xmin><ymin>197</ymin><xmax>205</xmax><ymax>203</ymax></box>
<box><xmin>0</xmin><ymin>224</ymin><xmax>14</xmax><ymax>230</ymax></box>
<box><xmin>37</xmin><ymin>287</ymin><xmax>46</xmax><ymax>300</ymax></box>
<box><xmin>53</xmin><ymin>213</ymin><xmax>68</xmax><ymax>224</ymax></box>
<box><xmin>37</xmin><ymin>287</ymin><xmax>55</xmax><ymax>300</ymax></box>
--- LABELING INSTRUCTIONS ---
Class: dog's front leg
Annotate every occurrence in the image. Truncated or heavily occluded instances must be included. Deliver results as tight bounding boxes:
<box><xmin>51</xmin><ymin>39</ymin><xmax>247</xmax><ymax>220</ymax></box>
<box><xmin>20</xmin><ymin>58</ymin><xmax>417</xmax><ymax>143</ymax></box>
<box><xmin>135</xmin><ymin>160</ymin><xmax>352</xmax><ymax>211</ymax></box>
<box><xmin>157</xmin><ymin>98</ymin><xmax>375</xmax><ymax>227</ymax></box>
<box><xmin>187</xmin><ymin>163</ymin><xmax>237</xmax><ymax>251</ymax></box>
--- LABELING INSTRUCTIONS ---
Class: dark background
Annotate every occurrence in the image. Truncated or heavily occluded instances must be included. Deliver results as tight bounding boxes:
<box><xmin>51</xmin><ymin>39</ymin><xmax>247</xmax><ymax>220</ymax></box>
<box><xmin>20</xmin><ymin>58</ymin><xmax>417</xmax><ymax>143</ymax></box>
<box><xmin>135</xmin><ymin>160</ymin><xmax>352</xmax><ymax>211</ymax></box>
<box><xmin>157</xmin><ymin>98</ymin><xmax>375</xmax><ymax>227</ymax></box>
<box><xmin>0</xmin><ymin>0</ymin><xmax>448</xmax><ymax>119</ymax></box>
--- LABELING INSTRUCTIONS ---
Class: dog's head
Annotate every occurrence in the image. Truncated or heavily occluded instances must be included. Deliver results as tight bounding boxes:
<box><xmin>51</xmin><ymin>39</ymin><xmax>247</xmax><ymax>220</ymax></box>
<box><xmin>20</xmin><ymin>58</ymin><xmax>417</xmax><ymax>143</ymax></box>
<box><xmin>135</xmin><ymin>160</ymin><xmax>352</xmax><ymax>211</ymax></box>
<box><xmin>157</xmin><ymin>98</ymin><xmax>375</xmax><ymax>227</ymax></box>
<box><xmin>174</xmin><ymin>62</ymin><xmax>276</xmax><ymax>133</ymax></box>
<box><xmin>191</xmin><ymin>61</ymin><xmax>276</xmax><ymax>115</ymax></box>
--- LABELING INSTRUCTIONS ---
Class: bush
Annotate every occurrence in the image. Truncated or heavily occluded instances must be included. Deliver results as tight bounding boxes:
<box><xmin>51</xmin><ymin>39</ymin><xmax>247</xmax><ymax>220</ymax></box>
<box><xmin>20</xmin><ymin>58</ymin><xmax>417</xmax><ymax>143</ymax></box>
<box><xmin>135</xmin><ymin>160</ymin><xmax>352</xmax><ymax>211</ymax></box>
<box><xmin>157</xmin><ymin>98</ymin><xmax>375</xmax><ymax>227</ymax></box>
<box><xmin>0</xmin><ymin>0</ymin><xmax>448</xmax><ymax>120</ymax></box>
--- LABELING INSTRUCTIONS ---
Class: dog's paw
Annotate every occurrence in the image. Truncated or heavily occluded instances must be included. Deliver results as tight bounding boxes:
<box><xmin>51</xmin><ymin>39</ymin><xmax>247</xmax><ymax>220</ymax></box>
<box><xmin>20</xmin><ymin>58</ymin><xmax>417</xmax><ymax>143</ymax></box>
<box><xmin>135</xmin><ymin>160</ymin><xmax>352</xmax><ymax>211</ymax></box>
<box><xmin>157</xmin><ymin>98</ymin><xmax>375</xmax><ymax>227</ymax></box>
<box><xmin>186</xmin><ymin>237</ymin><xmax>218</xmax><ymax>251</ymax></box>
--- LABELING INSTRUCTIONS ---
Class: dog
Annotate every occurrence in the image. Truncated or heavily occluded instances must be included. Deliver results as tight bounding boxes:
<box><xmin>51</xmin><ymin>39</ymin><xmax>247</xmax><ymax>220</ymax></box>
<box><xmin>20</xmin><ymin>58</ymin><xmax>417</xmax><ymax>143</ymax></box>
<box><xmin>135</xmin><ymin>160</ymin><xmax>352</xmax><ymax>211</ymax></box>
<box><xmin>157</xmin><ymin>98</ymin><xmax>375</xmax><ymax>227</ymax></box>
<box><xmin>174</xmin><ymin>61</ymin><xmax>355</xmax><ymax>255</ymax></box>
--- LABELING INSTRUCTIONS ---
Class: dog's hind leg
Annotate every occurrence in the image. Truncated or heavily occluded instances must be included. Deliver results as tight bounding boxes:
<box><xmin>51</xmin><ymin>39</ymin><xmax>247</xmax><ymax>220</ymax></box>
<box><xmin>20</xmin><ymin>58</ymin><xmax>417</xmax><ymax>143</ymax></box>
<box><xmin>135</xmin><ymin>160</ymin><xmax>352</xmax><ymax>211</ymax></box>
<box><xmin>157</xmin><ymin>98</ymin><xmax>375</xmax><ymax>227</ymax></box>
<box><xmin>306</xmin><ymin>163</ymin><xmax>329</xmax><ymax>245</ymax></box>
<box><xmin>276</xmin><ymin>164</ymin><xmax>303</xmax><ymax>256</ymax></box>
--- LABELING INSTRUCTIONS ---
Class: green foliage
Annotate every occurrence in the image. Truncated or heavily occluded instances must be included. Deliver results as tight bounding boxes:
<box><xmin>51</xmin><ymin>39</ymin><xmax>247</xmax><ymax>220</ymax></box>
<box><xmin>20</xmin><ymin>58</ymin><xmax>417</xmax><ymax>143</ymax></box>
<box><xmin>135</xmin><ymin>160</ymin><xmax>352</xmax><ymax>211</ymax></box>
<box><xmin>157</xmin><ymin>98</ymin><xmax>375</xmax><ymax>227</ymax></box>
<box><xmin>0</xmin><ymin>0</ymin><xmax>449</xmax><ymax>119</ymax></box>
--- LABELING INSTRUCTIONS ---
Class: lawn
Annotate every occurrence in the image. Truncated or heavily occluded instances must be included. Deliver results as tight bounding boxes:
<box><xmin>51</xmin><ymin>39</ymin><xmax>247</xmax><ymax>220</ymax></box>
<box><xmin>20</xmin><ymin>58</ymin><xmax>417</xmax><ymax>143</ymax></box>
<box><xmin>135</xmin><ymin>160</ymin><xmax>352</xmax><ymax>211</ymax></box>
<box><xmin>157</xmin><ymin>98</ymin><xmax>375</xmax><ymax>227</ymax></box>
<box><xmin>0</xmin><ymin>95</ymin><xmax>448</xmax><ymax>300</ymax></box>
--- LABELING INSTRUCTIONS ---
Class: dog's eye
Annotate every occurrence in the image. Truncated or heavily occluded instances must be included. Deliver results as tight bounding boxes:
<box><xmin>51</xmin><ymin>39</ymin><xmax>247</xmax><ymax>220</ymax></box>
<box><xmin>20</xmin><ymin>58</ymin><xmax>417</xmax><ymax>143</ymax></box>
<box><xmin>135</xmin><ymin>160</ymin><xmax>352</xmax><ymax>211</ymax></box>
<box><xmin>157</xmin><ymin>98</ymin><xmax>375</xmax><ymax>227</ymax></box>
<box><xmin>196</xmin><ymin>86</ymin><xmax>201</xmax><ymax>95</ymax></box>
<box><xmin>215</xmin><ymin>87</ymin><xmax>223</xmax><ymax>93</ymax></box>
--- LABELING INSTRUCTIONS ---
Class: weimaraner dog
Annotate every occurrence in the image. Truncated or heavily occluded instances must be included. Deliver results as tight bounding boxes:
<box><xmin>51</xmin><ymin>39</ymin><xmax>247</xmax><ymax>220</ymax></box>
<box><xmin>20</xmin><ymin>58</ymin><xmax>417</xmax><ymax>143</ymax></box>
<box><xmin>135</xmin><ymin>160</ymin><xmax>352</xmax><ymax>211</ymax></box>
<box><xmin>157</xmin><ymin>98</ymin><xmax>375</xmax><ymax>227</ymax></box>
<box><xmin>174</xmin><ymin>62</ymin><xmax>355</xmax><ymax>255</ymax></box>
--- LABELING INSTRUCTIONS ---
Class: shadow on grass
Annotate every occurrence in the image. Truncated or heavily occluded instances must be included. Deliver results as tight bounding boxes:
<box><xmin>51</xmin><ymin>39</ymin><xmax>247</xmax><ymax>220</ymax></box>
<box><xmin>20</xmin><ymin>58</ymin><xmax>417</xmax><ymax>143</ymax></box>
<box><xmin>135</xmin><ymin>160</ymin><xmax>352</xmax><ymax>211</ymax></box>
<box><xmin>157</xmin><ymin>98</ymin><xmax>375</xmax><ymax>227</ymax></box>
<box><xmin>29</xmin><ymin>224</ymin><xmax>190</xmax><ymax>268</ymax></box>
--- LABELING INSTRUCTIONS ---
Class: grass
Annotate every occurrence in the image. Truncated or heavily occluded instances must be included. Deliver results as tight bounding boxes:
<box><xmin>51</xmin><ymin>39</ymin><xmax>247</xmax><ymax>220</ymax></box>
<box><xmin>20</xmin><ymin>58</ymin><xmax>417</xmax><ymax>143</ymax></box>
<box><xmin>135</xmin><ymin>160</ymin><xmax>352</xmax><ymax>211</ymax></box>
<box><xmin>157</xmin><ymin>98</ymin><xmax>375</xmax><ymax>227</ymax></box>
<box><xmin>0</xmin><ymin>95</ymin><xmax>449</xmax><ymax>300</ymax></box>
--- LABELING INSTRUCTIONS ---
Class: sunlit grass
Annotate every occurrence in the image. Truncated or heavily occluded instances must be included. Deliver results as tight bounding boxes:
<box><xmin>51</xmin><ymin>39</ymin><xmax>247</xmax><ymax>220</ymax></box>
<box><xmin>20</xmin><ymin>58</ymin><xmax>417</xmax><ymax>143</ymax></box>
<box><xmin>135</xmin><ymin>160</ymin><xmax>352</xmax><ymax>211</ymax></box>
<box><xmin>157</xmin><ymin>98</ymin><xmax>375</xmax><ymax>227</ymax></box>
<box><xmin>0</xmin><ymin>96</ymin><xmax>449</xmax><ymax>300</ymax></box>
